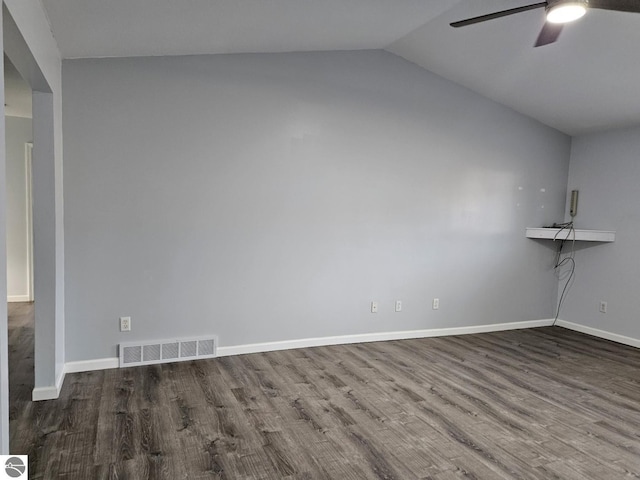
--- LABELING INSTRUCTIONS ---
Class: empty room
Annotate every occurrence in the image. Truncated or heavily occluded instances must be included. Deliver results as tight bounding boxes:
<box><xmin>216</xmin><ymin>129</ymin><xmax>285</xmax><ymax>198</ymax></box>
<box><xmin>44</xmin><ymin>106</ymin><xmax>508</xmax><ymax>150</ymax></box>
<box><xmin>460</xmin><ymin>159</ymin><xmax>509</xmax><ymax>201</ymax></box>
<box><xmin>2</xmin><ymin>0</ymin><xmax>640</xmax><ymax>478</ymax></box>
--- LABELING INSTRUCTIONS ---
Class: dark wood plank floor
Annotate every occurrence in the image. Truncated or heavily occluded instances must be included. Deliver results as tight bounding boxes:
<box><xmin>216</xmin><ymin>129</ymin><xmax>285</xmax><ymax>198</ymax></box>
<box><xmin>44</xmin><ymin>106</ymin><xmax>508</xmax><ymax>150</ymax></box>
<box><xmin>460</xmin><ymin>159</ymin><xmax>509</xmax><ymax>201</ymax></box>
<box><xmin>9</xmin><ymin>303</ymin><xmax>640</xmax><ymax>479</ymax></box>
<box><xmin>8</xmin><ymin>302</ymin><xmax>35</xmax><ymax>421</ymax></box>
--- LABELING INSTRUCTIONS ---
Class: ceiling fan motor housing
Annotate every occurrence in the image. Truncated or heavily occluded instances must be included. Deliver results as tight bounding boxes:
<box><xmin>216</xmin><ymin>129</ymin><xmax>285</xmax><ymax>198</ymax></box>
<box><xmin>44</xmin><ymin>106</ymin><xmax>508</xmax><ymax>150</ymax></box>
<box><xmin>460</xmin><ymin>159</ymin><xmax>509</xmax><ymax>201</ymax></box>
<box><xmin>546</xmin><ymin>0</ymin><xmax>589</xmax><ymax>12</ymax></box>
<box><xmin>546</xmin><ymin>0</ymin><xmax>589</xmax><ymax>23</ymax></box>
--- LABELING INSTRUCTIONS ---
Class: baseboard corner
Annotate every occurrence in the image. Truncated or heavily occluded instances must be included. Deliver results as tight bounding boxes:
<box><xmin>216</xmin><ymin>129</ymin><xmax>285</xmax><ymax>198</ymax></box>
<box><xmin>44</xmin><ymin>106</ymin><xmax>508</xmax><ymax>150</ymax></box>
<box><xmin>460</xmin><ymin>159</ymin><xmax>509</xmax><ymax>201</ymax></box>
<box><xmin>32</xmin><ymin>368</ymin><xmax>65</xmax><ymax>401</ymax></box>
<box><xmin>555</xmin><ymin>320</ymin><xmax>640</xmax><ymax>349</ymax></box>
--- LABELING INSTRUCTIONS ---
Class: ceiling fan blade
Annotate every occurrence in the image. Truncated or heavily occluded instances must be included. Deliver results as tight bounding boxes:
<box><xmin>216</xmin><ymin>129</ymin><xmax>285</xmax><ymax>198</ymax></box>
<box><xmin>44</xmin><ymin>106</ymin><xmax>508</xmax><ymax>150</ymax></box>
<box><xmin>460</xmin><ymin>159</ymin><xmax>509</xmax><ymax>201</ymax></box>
<box><xmin>589</xmin><ymin>0</ymin><xmax>640</xmax><ymax>13</ymax></box>
<box><xmin>450</xmin><ymin>2</ymin><xmax>547</xmax><ymax>27</ymax></box>
<box><xmin>534</xmin><ymin>22</ymin><xmax>563</xmax><ymax>47</ymax></box>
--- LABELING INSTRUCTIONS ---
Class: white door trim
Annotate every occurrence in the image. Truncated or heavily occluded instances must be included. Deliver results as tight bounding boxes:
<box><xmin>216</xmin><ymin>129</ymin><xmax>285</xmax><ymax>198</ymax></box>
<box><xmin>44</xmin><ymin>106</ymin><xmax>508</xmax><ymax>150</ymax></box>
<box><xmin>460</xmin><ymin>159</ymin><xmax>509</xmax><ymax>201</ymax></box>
<box><xmin>25</xmin><ymin>142</ymin><xmax>34</xmax><ymax>302</ymax></box>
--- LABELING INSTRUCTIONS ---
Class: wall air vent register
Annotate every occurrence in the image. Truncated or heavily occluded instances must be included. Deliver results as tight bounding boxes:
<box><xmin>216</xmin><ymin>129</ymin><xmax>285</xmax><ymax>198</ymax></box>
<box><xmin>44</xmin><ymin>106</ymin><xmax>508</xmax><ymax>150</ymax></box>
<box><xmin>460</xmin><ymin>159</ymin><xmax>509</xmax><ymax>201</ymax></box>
<box><xmin>119</xmin><ymin>336</ymin><xmax>217</xmax><ymax>367</ymax></box>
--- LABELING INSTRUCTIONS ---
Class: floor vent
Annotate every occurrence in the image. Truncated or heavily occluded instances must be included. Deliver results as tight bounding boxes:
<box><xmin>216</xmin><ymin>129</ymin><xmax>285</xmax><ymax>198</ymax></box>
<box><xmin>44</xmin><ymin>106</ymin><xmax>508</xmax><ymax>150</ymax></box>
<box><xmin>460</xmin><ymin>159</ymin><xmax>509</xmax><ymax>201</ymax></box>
<box><xmin>119</xmin><ymin>336</ymin><xmax>218</xmax><ymax>368</ymax></box>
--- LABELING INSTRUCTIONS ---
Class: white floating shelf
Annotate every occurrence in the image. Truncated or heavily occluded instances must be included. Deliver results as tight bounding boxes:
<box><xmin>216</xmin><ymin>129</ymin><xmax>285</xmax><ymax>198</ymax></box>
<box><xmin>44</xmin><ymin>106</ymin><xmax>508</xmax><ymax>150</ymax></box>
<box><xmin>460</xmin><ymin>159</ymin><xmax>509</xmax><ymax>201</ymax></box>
<box><xmin>526</xmin><ymin>228</ymin><xmax>615</xmax><ymax>243</ymax></box>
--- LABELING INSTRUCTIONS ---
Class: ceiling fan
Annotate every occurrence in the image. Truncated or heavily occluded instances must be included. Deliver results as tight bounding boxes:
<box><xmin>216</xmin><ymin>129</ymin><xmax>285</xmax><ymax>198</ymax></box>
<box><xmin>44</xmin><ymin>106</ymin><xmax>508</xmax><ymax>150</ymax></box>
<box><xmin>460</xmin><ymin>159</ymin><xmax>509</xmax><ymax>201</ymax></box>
<box><xmin>450</xmin><ymin>0</ymin><xmax>640</xmax><ymax>47</ymax></box>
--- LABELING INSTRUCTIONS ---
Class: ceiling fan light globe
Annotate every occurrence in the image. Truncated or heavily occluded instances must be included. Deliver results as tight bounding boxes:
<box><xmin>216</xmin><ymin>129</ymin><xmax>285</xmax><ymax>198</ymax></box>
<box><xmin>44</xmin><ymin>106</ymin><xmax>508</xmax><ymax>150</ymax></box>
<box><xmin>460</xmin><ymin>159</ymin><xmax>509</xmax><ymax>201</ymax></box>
<box><xmin>546</xmin><ymin>3</ymin><xmax>587</xmax><ymax>23</ymax></box>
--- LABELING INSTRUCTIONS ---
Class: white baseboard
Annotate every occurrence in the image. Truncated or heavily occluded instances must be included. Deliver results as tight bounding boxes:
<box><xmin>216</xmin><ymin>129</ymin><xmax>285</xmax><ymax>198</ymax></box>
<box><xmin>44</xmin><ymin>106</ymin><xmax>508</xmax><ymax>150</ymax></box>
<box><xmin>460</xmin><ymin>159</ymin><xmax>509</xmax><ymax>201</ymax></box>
<box><xmin>32</xmin><ymin>385</ymin><xmax>59</xmax><ymax>401</ymax></box>
<box><xmin>8</xmin><ymin>295</ymin><xmax>32</xmax><ymax>303</ymax></box>
<box><xmin>65</xmin><ymin>357</ymin><xmax>120</xmax><ymax>373</ymax></box>
<box><xmin>216</xmin><ymin>319</ymin><xmax>555</xmax><ymax>357</ymax></box>
<box><xmin>31</xmin><ymin>358</ymin><xmax>120</xmax><ymax>401</ymax></box>
<box><xmin>30</xmin><ymin>319</ymin><xmax>556</xmax><ymax>400</ymax></box>
<box><xmin>30</xmin><ymin>319</ymin><xmax>639</xmax><ymax>402</ymax></box>
<box><xmin>556</xmin><ymin>320</ymin><xmax>640</xmax><ymax>349</ymax></box>
<box><xmin>32</xmin><ymin>367</ymin><xmax>66</xmax><ymax>401</ymax></box>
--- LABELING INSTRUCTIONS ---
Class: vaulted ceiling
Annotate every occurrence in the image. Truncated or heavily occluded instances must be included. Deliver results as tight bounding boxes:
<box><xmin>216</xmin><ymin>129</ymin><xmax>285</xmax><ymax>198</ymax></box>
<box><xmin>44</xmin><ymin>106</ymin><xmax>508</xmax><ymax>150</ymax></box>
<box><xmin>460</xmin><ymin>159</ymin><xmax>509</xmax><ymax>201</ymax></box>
<box><xmin>36</xmin><ymin>0</ymin><xmax>640</xmax><ymax>135</ymax></box>
<box><xmin>4</xmin><ymin>56</ymin><xmax>32</xmax><ymax>118</ymax></box>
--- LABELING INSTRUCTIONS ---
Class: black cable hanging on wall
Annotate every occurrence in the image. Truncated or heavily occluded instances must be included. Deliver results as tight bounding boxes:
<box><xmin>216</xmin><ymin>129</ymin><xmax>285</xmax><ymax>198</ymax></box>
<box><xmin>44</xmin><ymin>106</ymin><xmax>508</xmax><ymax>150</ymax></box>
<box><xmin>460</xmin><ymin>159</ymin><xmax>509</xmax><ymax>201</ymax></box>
<box><xmin>552</xmin><ymin>190</ymin><xmax>578</xmax><ymax>326</ymax></box>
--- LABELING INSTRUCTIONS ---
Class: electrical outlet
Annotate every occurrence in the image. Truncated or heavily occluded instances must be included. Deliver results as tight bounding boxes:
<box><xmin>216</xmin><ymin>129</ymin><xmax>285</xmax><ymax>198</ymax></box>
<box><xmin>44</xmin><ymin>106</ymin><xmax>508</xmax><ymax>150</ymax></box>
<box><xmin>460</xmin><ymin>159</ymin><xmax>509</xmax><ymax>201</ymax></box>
<box><xmin>371</xmin><ymin>302</ymin><xmax>378</xmax><ymax>313</ymax></box>
<box><xmin>599</xmin><ymin>301</ymin><xmax>607</xmax><ymax>314</ymax></box>
<box><xmin>395</xmin><ymin>300</ymin><xmax>402</xmax><ymax>312</ymax></box>
<box><xmin>432</xmin><ymin>298</ymin><xmax>439</xmax><ymax>310</ymax></box>
<box><xmin>120</xmin><ymin>316</ymin><xmax>131</xmax><ymax>332</ymax></box>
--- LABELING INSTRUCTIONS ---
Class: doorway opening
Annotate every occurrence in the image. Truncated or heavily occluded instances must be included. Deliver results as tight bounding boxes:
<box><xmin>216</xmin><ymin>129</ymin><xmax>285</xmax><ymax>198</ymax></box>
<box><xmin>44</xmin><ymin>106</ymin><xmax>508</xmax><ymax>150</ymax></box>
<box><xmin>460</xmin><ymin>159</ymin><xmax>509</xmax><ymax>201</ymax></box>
<box><xmin>4</xmin><ymin>53</ymin><xmax>35</xmax><ymax>444</ymax></box>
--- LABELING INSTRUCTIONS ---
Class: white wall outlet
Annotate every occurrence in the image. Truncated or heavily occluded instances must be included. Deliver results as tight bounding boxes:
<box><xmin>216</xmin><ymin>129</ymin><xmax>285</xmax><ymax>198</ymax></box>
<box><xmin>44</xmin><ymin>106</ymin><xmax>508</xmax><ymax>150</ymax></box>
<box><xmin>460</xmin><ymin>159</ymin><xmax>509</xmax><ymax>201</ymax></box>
<box><xmin>395</xmin><ymin>300</ymin><xmax>402</xmax><ymax>312</ymax></box>
<box><xmin>599</xmin><ymin>301</ymin><xmax>607</xmax><ymax>314</ymax></box>
<box><xmin>371</xmin><ymin>302</ymin><xmax>378</xmax><ymax>313</ymax></box>
<box><xmin>120</xmin><ymin>316</ymin><xmax>131</xmax><ymax>332</ymax></box>
<box><xmin>432</xmin><ymin>298</ymin><xmax>440</xmax><ymax>310</ymax></box>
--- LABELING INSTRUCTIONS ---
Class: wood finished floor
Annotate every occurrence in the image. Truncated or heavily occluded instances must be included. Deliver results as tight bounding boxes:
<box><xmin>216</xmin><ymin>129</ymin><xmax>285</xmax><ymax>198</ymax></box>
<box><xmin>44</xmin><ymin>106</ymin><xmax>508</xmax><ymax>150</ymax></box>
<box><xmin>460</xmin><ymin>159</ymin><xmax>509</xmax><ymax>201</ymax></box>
<box><xmin>9</xmin><ymin>303</ymin><xmax>640</xmax><ymax>479</ymax></box>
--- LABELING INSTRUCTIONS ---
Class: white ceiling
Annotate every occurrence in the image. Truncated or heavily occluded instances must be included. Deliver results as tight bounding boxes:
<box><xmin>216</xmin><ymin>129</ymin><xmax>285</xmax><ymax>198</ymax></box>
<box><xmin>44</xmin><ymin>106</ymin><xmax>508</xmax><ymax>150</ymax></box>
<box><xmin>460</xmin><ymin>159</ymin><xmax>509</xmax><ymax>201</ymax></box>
<box><xmin>35</xmin><ymin>0</ymin><xmax>640</xmax><ymax>135</ymax></box>
<box><xmin>388</xmin><ymin>0</ymin><xmax>640</xmax><ymax>135</ymax></box>
<box><xmin>41</xmin><ymin>0</ymin><xmax>459</xmax><ymax>58</ymax></box>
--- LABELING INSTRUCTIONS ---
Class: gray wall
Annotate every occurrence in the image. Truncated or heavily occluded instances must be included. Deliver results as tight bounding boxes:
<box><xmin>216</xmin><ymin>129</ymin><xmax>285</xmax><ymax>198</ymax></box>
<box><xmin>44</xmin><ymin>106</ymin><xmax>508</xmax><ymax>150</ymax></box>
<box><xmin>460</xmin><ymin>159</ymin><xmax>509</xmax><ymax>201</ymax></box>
<box><xmin>62</xmin><ymin>50</ymin><xmax>571</xmax><ymax>362</ymax></box>
<box><xmin>5</xmin><ymin>115</ymin><xmax>32</xmax><ymax>300</ymax></box>
<box><xmin>561</xmin><ymin>125</ymin><xmax>640</xmax><ymax>339</ymax></box>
